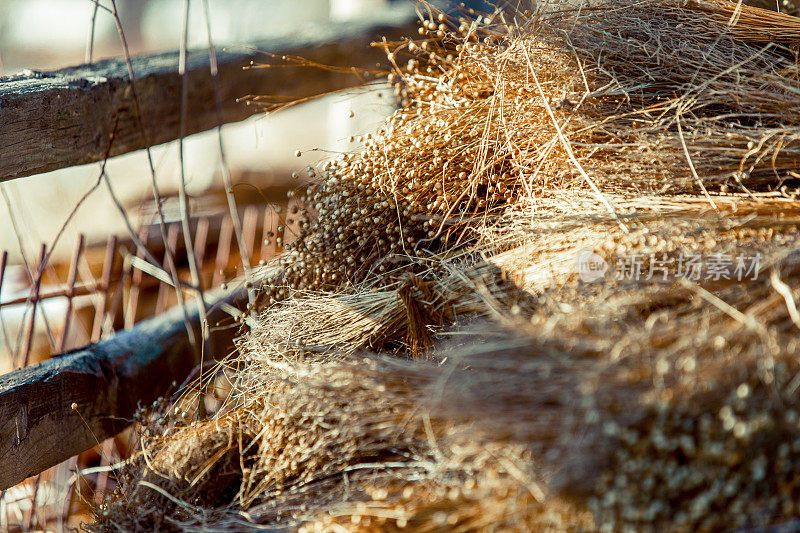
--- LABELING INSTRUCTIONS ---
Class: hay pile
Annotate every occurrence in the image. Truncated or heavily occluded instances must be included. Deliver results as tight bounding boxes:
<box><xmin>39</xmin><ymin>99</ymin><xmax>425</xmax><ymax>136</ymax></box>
<box><xmin>93</xmin><ymin>0</ymin><xmax>800</xmax><ymax>530</ymax></box>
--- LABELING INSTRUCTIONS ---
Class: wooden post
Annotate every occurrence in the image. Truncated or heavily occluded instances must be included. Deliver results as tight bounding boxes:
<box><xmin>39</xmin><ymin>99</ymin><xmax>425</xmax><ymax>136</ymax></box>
<box><xmin>0</xmin><ymin>7</ymin><xmax>416</xmax><ymax>182</ymax></box>
<box><xmin>0</xmin><ymin>285</ymin><xmax>248</xmax><ymax>490</ymax></box>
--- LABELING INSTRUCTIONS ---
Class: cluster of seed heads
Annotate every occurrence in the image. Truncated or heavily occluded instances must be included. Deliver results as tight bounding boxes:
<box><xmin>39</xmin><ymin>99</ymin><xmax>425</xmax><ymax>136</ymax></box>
<box><xmin>132</xmin><ymin>395</ymin><xmax>170</xmax><ymax>426</ymax></box>
<box><xmin>583</xmin><ymin>366</ymin><xmax>800</xmax><ymax>531</ymax></box>
<box><xmin>256</xmin><ymin>9</ymin><xmax>524</xmax><ymax>308</ymax></box>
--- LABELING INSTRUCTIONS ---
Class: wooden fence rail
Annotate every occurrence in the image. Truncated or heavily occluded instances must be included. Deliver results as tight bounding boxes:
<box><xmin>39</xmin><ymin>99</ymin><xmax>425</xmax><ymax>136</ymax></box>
<box><xmin>0</xmin><ymin>284</ymin><xmax>247</xmax><ymax>490</ymax></box>
<box><xmin>0</xmin><ymin>7</ymin><xmax>415</xmax><ymax>182</ymax></box>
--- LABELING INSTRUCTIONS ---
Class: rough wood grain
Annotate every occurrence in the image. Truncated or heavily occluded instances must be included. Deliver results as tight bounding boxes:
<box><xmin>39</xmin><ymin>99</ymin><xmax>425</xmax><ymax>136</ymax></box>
<box><xmin>0</xmin><ymin>7</ymin><xmax>415</xmax><ymax>182</ymax></box>
<box><xmin>0</xmin><ymin>286</ymin><xmax>247</xmax><ymax>490</ymax></box>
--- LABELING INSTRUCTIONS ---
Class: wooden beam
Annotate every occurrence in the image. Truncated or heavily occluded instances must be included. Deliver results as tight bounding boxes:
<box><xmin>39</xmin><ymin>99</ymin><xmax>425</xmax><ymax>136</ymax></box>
<box><xmin>0</xmin><ymin>7</ymin><xmax>415</xmax><ymax>182</ymax></box>
<box><xmin>0</xmin><ymin>286</ymin><xmax>248</xmax><ymax>490</ymax></box>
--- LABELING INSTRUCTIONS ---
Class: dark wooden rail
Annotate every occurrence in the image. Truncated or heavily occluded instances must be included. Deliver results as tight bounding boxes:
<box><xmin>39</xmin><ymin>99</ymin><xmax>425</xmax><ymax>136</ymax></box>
<box><xmin>0</xmin><ymin>285</ymin><xmax>247</xmax><ymax>490</ymax></box>
<box><xmin>0</xmin><ymin>6</ymin><xmax>415</xmax><ymax>182</ymax></box>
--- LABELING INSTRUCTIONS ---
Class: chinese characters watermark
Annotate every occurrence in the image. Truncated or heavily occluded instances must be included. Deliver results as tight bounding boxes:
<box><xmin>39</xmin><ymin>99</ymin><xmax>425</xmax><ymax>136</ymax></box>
<box><xmin>576</xmin><ymin>250</ymin><xmax>761</xmax><ymax>282</ymax></box>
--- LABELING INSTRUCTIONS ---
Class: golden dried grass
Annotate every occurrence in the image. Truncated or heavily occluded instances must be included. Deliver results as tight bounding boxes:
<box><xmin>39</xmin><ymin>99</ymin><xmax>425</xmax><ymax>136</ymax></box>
<box><xmin>92</xmin><ymin>0</ymin><xmax>800</xmax><ymax>531</ymax></box>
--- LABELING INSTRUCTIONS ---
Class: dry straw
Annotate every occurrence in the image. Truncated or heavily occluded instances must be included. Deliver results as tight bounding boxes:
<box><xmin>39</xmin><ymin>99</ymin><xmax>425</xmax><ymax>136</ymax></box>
<box><xmin>93</xmin><ymin>0</ymin><xmax>800</xmax><ymax>531</ymax></box>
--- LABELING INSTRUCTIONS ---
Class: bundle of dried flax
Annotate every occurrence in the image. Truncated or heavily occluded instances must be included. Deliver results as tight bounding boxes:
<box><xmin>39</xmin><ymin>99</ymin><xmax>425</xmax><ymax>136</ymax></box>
<box><xmin>94</xmin><ymin>1</ymin><xmax>800</xmax><ymax>531</ymax></box>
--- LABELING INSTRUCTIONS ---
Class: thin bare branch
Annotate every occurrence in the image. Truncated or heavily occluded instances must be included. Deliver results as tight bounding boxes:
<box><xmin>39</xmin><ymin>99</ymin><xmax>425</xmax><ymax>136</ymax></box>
<box><xmin>201</xmin><ymin>0</ymin><xmax>254</xmax><ymax>306</ymax></box>
<box><xmin>108</xmin><ymin>0</ymin><xmax>198</xmax><ymax>350</ymax></box>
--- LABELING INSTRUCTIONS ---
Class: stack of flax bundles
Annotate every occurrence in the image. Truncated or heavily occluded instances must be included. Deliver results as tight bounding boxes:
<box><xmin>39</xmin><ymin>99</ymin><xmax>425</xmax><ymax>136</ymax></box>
<box><xmin>95</xmin><ymin>0</ymin><xmax>800</xmax><ymax>531</ymax></box>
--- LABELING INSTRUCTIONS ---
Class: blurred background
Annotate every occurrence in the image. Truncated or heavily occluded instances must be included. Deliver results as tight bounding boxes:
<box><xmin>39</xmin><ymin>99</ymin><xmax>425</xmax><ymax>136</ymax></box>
<box><xmin>0</xmin><ymin>0</ymin><xmax>398</xmax><ymax>255</ymax></box>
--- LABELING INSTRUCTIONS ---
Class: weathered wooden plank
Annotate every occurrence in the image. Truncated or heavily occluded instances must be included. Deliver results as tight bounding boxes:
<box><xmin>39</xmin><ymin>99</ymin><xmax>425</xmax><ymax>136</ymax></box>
<box><xmin>0</xmin><ymin>7</ymin><xmax>415</xmax><ymax>182</ymax></box>
<box><xmin>0</xmin><ymin>286</ymin><xmax>248</xmax><ymax>490</ymax></box>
